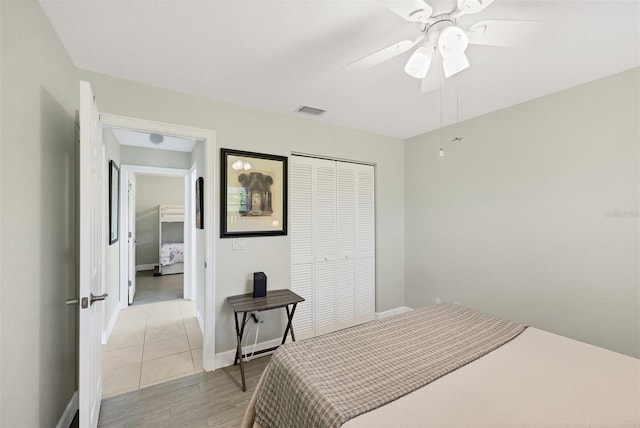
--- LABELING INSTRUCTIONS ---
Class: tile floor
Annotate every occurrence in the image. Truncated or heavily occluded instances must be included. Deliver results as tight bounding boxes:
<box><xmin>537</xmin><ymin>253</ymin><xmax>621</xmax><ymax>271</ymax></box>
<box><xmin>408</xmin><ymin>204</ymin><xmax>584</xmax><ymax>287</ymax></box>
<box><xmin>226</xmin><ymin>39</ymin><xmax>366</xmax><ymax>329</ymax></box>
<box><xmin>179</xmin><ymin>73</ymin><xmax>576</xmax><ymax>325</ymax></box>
<box><xmin>102</xmin><ymin>298</ymin><xmax>203</xmax><ymax>398</ymax></box>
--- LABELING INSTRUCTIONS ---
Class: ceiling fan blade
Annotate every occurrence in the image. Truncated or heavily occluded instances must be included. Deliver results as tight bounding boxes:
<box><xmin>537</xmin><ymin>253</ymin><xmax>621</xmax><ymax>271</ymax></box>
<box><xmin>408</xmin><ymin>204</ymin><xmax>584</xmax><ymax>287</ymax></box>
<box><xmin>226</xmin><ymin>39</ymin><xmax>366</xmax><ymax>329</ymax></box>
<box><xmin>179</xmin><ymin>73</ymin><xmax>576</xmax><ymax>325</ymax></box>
<box><xmin>343</xmin><ymin>37</ymin><xmax>423</xmax><ymax>70</ymax></box>
<box><xmin>456</xmin><ymin>0</ymin><xmax>495</xmax><ymax>16</ymax></box>
<box><xmin>467</xmin><ymin>20</ymin><xmax>544</xmax><ymax>47</ymax></box>
<box><xmin>421</xmin><ymin>58</ymin><xmax>443</xmax><ymax>93</ymax></box>
<box><xmin>378</xmin><ymin>0</ymin><xmax>433</xmax><ymax>22</ymax></box>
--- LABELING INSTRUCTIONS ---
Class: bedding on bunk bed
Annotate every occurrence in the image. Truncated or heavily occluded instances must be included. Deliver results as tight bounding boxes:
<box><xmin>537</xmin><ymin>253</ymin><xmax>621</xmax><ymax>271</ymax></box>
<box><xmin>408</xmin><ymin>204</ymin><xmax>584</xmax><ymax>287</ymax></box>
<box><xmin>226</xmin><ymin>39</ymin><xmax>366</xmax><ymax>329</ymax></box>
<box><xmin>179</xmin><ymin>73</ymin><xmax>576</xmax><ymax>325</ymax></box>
<box><xmin>243</xmin><ymin>303</ymin><xmax>640</xmax><ymax>428</ymax></box>
<box><xmin>160</xmin><ymin>242</ymin><xmax>184</xmax><ymax>266</ymax></box>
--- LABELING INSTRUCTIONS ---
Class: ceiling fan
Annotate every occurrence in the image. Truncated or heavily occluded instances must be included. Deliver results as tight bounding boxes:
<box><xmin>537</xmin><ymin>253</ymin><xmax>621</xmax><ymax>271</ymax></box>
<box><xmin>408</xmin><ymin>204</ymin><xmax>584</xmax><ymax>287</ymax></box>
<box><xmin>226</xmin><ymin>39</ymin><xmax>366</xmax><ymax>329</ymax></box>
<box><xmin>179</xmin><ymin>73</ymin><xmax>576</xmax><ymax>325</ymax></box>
<box><xmin>344</xmin><ymin>0</ymin><xmax>542</xmax><ymax>92</ymax></box>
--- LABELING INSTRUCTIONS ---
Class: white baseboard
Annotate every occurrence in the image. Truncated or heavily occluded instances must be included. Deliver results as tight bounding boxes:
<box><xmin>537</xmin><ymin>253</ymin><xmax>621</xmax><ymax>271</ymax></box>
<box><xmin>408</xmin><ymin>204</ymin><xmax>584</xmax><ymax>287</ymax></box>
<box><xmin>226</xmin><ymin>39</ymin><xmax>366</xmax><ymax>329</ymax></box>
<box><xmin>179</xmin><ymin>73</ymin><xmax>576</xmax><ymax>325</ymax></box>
<box><xmin>136</xmin><ymin>263</ymin><xmax>157</xmax><ymax>272</ymax></box>
<box><xmin>103</xmin><ymin>304</ymin><xmax>120</xmax><ymax>344</ymax></box>
<box><xmin>376</xmin><ymin>306</ymin><xmax>413</xmax><ymax>320</ymax></box>
<box><xmin>56</xmin><ymin>390</ymin><xmax>78</xmax><ymax>428</ymax></box>
<box><xmin>215</xmin><ymin>338</ymin><xmax>282</xmax><ymax>370</ymax></box>
<box><xmin>196</xmin><ymin>309</ymin><xmax>204</xmax><ymax>333</ymax></box>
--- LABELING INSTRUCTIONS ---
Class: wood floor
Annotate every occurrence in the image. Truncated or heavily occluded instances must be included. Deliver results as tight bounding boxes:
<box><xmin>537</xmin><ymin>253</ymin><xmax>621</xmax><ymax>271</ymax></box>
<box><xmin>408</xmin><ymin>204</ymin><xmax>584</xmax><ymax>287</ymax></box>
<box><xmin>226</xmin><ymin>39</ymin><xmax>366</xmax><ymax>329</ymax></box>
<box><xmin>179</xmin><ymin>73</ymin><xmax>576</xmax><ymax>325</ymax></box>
<box><xmin>98</xmin><ymin>355</ymin><xmax>270</xmax><ymax>427</ymax></box>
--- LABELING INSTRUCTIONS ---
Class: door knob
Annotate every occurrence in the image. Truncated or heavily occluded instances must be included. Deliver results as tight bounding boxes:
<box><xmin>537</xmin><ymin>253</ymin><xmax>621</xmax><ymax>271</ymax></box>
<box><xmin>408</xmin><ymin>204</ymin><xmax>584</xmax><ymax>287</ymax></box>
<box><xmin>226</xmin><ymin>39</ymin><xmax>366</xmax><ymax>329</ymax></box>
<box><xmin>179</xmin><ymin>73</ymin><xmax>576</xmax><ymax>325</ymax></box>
<box><xmin>65</xmin><ymin>298</ymin><xmax>79</xmax><ymax>306</ymax></box>
<box><xmin>90</xmin><ymin>293</ymin><xmax>108</xmax><ymax>306</ymax></box>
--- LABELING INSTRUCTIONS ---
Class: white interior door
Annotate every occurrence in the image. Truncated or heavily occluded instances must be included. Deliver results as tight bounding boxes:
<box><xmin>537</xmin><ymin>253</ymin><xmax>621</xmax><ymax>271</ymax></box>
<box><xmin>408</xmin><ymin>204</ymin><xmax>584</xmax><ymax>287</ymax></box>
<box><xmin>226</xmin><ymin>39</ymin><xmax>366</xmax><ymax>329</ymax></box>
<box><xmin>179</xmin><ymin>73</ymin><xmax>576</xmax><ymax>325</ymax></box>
<box><xmin>128</xmin><ymin>174</ymin><xmax>137</xmax><ymax>304</ymax></box>
<box><xmin>290</xmin><ymin>156</ymin><xmax>315</xmax><ymax>340</ymax></box>
<box><xmin>79</xmin><ymin>80</ymin><xmax>105</xmax><ymax>428</ymax></box>
<box><xmin>314</xmin><ymin>158</ymin><xmax>337</xmax><ymax>335</ymax></box>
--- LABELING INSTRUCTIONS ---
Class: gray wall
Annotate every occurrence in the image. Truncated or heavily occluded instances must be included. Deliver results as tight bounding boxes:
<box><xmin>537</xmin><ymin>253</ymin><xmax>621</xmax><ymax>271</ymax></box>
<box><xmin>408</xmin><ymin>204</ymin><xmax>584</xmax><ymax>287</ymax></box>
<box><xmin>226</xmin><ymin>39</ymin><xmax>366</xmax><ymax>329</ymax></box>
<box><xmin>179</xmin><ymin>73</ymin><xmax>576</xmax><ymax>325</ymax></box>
<box><xmin>0</xmin><ymin>1</ymin><xmax>79</xmax><ymax>426</ymax></box>
<box><xmin>121</xmin><ymin>145</ymin><xmax>192</xmax><ymax>169</ymax></box>
<box><xmin>135</xmin><ymin>174</ymin><xmax>185</xmax><ymax>266</ymax></box>
<box><xmin>104</xmin><ymin>128</ymin><xmax>121</xmax><ymax>332</ymax></box>
<box><xmin>405</xmin><ymin>68</ymin><xmax>640</xmax><ymax>357</ymax></box>
<box><xmin>79</xmin><ymin>69</ymin><xmax>406</xmax><ymax>354</ymax></box>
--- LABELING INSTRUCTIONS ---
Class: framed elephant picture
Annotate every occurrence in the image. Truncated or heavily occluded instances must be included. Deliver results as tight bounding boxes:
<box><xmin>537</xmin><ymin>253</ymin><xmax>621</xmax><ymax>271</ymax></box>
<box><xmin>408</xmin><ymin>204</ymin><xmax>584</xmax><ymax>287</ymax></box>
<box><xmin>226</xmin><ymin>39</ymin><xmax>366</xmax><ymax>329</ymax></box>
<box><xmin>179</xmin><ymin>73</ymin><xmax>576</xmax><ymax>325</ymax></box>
<box><xmin>221</xmin><ymin>148</ymin><xmax>287</xmax><ymax>237</ymax></box>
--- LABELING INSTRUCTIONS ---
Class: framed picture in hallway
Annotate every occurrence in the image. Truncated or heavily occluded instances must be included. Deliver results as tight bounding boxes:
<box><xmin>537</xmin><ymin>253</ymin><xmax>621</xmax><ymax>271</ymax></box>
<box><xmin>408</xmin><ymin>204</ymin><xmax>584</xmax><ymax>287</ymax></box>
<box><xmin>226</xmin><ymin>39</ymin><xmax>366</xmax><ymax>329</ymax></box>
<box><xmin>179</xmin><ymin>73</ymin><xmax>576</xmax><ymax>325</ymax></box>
<box><xmin>221</xmin><ymin>148</ymin><xmax>288</xmax><ymax>238</ymax></box>
<box><xmin>109</xmin><ymin>160</ymin><xmax>120</xmax><ymax>245</ymax></box>
<box><xmin>196</xmin><ymin>176</ymin><xmax>204</xmax><ymax>229</ymax></box>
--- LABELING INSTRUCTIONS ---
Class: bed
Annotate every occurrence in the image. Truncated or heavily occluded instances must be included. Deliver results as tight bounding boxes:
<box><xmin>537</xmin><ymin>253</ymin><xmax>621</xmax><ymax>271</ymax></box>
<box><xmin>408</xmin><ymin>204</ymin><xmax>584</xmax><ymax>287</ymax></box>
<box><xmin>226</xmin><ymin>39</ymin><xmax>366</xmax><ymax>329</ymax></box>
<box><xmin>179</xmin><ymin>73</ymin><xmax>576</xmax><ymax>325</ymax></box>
<box><xmin>242</xmin><ymin>303</ymin><xmax>640</xmax><ymax>428</ymax></box>
<box><xmin>158</xmin><ymin>204</ymin><xmax>184</xmax><ymax>275</ymax></box>
<box><xmin>160</xmin><ymin>242</ymin><xmax>184</xmax><ymax>275</ymax></box>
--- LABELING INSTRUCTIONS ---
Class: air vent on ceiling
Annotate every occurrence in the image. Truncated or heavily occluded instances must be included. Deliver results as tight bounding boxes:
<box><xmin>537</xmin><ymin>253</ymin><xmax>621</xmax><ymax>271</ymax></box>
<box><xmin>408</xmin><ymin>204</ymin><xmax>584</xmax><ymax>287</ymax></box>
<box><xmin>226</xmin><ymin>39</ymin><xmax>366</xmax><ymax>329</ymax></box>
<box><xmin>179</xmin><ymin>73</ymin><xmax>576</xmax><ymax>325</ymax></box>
<box><xmin>296</xmin><ymin>105</ymin><xmax>326</xmax><ymax>116</ymax></box>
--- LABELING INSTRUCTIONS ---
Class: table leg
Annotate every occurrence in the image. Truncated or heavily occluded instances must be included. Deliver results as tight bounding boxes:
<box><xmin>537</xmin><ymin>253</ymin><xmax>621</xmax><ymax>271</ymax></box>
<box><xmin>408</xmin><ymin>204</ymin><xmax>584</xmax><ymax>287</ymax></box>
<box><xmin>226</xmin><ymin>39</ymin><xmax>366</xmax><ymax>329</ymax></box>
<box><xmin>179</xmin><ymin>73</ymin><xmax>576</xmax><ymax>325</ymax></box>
<box><xmin>234</xmin><ymin>312</ymin><xmax>240</xmax><ymax>365</ymax></box>
<box><xmin>282</xmin><ymin>303</ymin><xmax>298</xmax><ymax>345</ymax></box>
<box><xmin>234</xmin><ymin>312</ymin><xmax>247</xmax><ymax>391</ymax></box>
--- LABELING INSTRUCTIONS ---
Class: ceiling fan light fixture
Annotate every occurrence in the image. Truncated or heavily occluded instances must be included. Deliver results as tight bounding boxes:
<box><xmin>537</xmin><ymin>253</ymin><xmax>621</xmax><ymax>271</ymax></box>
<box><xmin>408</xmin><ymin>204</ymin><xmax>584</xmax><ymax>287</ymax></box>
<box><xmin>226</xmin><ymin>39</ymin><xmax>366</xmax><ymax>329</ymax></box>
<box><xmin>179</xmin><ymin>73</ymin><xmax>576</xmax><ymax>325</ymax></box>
<box><xmin>438</xmin><ymin>26</ymin><xmax>469</xmax><ymax>58</ymax></box>
<box><xmin>404</xmin><ymin>46</ymin><xmax>433</xmax><ymax>79</ymax></box>
<box><xmin>442</xmin><ymin>52</ymin><xmax>470</xmax><ymax>78</ymax></box>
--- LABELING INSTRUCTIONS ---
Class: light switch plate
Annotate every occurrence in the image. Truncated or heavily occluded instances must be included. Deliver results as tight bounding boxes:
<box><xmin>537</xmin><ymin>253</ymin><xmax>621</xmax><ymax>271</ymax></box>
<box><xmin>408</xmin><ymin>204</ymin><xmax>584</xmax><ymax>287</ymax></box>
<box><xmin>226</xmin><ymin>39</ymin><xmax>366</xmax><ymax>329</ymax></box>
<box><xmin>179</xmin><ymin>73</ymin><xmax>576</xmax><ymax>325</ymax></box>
<box><xmin>232</xmin><ymin>238</ymin><xmax>246</xmax><ymax>250</ymax></box>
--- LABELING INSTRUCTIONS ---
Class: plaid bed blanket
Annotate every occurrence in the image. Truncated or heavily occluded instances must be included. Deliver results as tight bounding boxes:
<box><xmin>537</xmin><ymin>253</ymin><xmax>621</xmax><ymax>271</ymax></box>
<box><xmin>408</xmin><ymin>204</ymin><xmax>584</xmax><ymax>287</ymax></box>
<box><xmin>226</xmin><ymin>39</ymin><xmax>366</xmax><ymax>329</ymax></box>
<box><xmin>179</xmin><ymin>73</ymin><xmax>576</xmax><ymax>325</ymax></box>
<box><xmin>255</xmin><ymin>303</ymin><xmax>526</xmax><ymax>428</ymax></box>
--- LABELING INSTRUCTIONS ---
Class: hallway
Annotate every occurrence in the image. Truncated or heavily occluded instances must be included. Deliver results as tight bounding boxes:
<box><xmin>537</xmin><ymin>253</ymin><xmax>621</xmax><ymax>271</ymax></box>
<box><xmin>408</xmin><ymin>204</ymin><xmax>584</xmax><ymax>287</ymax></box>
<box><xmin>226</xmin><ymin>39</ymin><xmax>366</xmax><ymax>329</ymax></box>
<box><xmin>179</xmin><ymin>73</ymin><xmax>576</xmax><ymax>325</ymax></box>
<box><xmin>132</xmin><ymin>271</ymin><xmax>184</xmax><ymax>305</ymax></box>
<box><xmin>102</xmin><ymin>299</ymin><xmax>203</xmax><ymax>398</ymax></box>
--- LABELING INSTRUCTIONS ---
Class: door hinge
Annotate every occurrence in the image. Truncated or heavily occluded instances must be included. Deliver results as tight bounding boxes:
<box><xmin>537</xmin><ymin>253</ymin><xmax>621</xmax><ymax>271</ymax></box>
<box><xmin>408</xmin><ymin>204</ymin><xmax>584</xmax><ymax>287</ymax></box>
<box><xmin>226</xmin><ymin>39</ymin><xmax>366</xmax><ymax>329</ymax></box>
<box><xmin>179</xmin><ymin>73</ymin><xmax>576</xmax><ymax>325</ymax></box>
<box><xmin>128</xmin><ymin>280</ymin><xmax>132</xmax><ymax>287</ymax></box>
<box><xmin>128</xmin><ymin>232</ymin><xmax>132</xmax><ymax>238</ymax></box>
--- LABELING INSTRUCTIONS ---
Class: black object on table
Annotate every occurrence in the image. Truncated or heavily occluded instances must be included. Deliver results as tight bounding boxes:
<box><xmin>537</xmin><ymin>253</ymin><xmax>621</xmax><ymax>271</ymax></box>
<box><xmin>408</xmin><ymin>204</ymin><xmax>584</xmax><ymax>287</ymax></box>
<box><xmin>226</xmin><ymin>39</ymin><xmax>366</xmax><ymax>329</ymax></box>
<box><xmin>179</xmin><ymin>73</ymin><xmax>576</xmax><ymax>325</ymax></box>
<box><xmin>226</xmin><ymin>289</ymin><xmax>304</xmax><ymax>391</ymax></box>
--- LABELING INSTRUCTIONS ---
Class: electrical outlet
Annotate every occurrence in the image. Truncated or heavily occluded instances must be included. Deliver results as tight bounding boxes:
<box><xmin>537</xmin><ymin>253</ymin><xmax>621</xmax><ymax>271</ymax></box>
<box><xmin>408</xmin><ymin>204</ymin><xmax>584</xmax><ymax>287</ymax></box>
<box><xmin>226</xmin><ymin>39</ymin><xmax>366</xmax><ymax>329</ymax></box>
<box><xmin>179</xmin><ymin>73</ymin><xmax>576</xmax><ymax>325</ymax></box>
<box><xmin>435</xmin><ymin>297</ymin><xmax>442</xmax><ymax>305</ymax></box>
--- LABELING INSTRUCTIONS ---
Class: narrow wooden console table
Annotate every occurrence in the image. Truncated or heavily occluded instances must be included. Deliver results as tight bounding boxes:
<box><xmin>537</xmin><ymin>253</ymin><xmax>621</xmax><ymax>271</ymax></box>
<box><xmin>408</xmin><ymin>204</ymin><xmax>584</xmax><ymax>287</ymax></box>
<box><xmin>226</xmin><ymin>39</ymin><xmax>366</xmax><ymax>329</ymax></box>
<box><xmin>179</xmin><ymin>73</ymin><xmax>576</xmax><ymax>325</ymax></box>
<box><xmin>227</xmin><ymin>289</ymin><xmax>304</xmax><ymax>391</ymax></box>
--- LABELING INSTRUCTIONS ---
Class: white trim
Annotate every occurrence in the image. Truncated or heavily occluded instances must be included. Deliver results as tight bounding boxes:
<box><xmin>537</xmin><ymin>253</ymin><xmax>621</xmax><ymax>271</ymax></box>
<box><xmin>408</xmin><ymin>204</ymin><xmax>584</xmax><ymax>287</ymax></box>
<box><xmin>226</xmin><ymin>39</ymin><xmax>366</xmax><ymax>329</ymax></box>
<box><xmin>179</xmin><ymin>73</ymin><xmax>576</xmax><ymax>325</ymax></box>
<box><xmin>376</xmin><ymin>306</ymin><xmax>413</xmax><ymax>320</ymax></box>
<box><xmin>56</xmin><ymin>390</ymin><xmax>78</xmax><ymax>428</ymax></box>
<box><xmin>214</xmin><ymin>338</ymin><xmax>282</xmax><ymax>369</ymax></box>
<box><xmin>101</xmin><ymin>113</ymin><xmax>217</xmax><ymax>371</ymax></box>
<box><xmin>102</xmin><ymin>304</ymin><xmax>120</xmax><ymax>345</ymax></box>
<box><xmin>202</xmin><ymin>129</ymin><xmax>216</xmax><ymax>371</ymax></box>
<box><xmin>196</xmin><ymin>309</ymin><xmax>204</xmax><ymax>334</ymax></box>
<box><xmin>136</xmin><ymin>263</ymin><xmax>157</xmax><ymax>272</ymax></box>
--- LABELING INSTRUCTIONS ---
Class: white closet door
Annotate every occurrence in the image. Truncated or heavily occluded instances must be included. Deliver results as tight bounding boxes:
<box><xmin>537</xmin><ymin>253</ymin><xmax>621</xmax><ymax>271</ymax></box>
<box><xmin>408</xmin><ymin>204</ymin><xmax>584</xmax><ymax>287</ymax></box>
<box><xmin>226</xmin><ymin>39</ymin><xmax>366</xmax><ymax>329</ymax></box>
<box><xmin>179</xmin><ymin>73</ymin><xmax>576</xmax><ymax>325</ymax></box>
<box><xmin>335</xmin><ymin>162</ymin><xmax>356</xmax><ymax>323</ymax></box>
<box><xmin>290</xmin><ymin>157</ymin><xmax>315</xmax><ymax>339</ymax></box>
<box><xmin>314</xmin><ymin>159</ymin><xmax>337</xmax><ymax>334</ymax></box>
<box><xmin>355</xmin><ymin>164</ymin><xmax>376</xmax><ymax>318</ymax></box>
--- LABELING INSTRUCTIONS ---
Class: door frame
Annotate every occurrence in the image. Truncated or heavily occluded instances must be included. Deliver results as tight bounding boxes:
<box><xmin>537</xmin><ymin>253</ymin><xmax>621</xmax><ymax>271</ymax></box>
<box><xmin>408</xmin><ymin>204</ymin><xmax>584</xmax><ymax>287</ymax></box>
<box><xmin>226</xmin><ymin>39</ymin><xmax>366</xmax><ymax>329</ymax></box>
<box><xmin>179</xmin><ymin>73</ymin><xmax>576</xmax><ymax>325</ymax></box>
<box><xmin>119</xmin><ymin>165</ymin><xmax>191</xmax><ymax>306</ymax></box>
<box><xmin>100</xmin><ymin>113</ymin><xmax>217</xmax><ymax>370</ymax></box>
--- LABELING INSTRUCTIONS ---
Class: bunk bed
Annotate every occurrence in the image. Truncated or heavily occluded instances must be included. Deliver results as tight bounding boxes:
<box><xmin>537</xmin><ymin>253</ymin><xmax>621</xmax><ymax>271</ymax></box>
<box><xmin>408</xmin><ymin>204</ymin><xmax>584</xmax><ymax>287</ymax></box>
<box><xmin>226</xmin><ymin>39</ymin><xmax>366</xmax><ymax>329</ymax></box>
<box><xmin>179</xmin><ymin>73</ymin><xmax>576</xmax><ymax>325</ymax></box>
<box><xmin>158</xmin><ymin>204</ymin><xmax>185</xmax><ymax>275</ymax></box>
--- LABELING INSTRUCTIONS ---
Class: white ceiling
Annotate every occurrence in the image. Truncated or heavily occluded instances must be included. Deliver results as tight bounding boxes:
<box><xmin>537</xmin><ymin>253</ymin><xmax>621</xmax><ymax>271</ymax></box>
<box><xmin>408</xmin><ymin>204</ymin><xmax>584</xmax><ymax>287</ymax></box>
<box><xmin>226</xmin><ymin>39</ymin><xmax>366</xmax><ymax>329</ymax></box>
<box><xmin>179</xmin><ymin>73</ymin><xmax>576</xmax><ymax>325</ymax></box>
<box><xmin>40</xmin><ymin>1</ymin><xmax>639</xmax><ymax>139</ymax></box>
<box><xmin>112</xmin><ymin>128</ymin><xmax>197</xmax><ymax>152</ymax></box>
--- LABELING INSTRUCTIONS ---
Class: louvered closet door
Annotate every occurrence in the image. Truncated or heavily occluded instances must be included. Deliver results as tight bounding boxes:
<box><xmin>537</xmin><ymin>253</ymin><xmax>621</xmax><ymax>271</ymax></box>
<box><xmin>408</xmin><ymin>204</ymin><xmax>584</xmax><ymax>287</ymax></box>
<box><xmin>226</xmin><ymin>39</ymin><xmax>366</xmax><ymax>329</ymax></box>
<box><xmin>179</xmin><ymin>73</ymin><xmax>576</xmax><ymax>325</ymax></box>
<box><xmin>290</xmin><ymin>156</ymin><xmax>315</xmax><ymax>340</ymax></box>
<box><xmin>314</xmin><ymin>159</ymin><xmax>337</xmax><ymax>335</ymax></box>
<box><xmin>355</xmin><ymin>164</ymin><xmax>376</xmax><ymax>318</ymax></box>
<box><xmin>335</xmin><ymin>162</ymin><xmax>356</xmax><ymax>325</ymax></box>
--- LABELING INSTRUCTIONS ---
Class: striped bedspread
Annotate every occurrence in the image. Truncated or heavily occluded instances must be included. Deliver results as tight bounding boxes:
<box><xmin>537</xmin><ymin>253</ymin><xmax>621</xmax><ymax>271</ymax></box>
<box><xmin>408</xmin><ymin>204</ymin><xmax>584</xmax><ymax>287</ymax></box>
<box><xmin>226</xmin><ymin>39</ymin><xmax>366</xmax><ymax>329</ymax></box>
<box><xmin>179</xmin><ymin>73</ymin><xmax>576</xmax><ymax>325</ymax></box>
<box><xmin>255</xmin><ymin>303</ymin><xmax>526</xmax><ymax>428</ymax></box>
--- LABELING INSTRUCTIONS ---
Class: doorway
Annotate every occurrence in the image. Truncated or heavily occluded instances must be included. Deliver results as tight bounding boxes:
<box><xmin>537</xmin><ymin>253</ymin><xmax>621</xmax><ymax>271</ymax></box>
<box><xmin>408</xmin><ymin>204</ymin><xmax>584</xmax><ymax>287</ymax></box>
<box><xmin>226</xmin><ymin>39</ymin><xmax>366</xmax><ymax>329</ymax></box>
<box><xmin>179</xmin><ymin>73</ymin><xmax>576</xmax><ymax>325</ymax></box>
<box><xmin>98</xmin><ymin>114</ymin><xmax>216</xmax><ymax>391</ymax></box>
<box><xmin>120</xmin><ymin>165</ymin><xmax>193</xmax><ymax>307</ymax></box>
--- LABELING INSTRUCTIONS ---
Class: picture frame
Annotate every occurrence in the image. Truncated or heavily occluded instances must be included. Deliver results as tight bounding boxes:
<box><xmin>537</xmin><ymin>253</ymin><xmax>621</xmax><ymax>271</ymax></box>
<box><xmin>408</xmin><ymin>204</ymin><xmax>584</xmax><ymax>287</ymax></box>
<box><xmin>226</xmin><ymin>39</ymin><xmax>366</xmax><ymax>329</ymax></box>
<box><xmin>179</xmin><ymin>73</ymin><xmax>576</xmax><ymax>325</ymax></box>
<box><xmin>195</xmin><ymin>176</ymin><xmax>204</xmax><ymax>230</ymax></box>
<box><xmin>109</xmin><ymin>160</ymin><xmax>120</xmax><ymax>245</ymax></box>
<box><xmin>221</xmin><ymin>148</ymin><xmax>288</xmax><ymax>238</ymax></box>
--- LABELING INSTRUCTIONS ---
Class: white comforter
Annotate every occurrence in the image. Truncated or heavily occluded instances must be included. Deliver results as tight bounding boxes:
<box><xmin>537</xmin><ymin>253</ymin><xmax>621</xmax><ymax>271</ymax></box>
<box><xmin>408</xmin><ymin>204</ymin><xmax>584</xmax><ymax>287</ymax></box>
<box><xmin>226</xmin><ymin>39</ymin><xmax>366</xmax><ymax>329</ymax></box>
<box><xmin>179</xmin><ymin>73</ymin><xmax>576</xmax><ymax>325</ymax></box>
<box><xmin>160</xmin><ymin>243</ymin><xmax>184</xmax><ymax>266</ymax></box>
<box><xmin>345</xmin><ymin>328</ymin><xmax>640</xmax><ymax>427</ymax></box>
